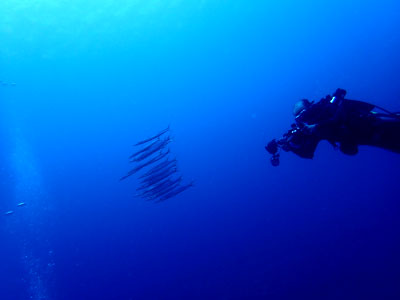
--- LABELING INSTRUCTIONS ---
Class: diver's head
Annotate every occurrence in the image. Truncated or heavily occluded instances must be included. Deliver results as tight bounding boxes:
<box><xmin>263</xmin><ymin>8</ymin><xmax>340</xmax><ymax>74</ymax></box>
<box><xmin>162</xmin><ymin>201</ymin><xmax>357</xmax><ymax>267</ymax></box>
<box><xmin>293</xmin><ymin>99</ymin><xmax>311</xmax><ymax>117</ymax></box>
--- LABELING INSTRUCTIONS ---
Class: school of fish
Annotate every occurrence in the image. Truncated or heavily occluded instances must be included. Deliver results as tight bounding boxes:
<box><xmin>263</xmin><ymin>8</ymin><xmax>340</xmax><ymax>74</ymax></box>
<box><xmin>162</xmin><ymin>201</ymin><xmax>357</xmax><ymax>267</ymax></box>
<box><xmin>120</xmin><ymin>126</ymin><xmax>193</xmax><ymax>202</ymax></box>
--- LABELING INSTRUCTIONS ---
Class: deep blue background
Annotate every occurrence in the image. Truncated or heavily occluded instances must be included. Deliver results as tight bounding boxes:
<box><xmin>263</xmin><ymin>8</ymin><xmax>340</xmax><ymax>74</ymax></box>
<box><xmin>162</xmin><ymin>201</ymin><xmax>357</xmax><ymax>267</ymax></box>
<box><xmin>1</xmin><ymin>1</ymin><xmax>400</xmax><ymax>299</ymax></box>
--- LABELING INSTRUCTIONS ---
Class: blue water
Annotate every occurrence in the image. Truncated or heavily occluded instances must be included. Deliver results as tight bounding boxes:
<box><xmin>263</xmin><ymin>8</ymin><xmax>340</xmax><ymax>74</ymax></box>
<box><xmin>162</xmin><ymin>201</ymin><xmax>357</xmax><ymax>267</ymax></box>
<box><xmin>1</xmin><ymin>1</ymin><xmax>400</xmax><ymax>299</ymax></box>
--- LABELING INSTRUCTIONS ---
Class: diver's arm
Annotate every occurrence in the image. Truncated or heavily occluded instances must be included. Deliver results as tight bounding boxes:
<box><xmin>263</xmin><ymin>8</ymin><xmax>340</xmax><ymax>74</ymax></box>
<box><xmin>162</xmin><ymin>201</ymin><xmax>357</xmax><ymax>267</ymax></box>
<box><xmin>296</xmin><ymin>89</ymin><xmax>348</xmax><ymax>127</ymax></box>
<box><xmin>307</xmin><ymin>90</ymin><xmax>347</xmax><ymax>138</ymax></box>
<box><xmin>325</xmin><ymin>89</ymin><xmax>347</xmax><ymax>121</ymax></box>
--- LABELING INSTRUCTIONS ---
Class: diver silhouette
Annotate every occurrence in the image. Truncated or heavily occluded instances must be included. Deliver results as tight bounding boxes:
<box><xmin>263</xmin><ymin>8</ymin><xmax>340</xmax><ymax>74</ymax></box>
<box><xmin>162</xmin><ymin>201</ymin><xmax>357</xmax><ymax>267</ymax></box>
<box><xmin>266</xmin><ymin>88</ymin><xmax>400</xmax><ymax>166</ymax></box>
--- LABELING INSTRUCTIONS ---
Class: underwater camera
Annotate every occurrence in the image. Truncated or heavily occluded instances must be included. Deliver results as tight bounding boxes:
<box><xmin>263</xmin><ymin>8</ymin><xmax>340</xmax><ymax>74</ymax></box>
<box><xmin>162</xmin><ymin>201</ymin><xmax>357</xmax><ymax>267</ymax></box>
<box><xmin>270</xmin><ymin>153</ymin><xmax>280</xmax><ymax>167</ymax></box>
<box><xmin>265</xmin><ymin>139</ymin><xmax>280</xmax><ymax>167</ymax></box>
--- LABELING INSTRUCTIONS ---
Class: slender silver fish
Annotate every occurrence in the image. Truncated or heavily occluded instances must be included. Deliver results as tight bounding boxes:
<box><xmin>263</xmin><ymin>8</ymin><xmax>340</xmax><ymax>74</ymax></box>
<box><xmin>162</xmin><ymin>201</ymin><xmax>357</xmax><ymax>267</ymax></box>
<box><xmin>141</xmin><ymin>167</ymin><xmax>177</xmax><ymax>186</ymax></box>
<box><xmin>129</xmin><ymin>139</ymin><xmax>160</xmax><ymax>159</ymax></box>
<box><xmin>155</xmin><ymin>181</ymin><xmax>194</xmax><ymax>203</ymax></box>
<box><xmin>137</xmin><ymin>169</ymin><xmax>176</xmax><ymax>192</ymax></box>
<box><xmin>138</xmin><ymin>176</ymin><xmax>182</xmax><ymax>196</ymax></box>
<box><xmin>120</xmin><ymin>149</ymin><xmax>170</xmax><ymax>181</ymax></box>
<box><xmin>136</xmin><ymin>177</ymin><xmax>173</xmax><ymax>193</ymax></box>
<box><xmin>146</xmin><ymin>180</ymin><xmax>182</xmax><ymax>201</ymax></box>
<box><xmin>144</xmin><ymin>177</ymin><xmax>183</xmax><ymax>200</ymax></box>
<box><xmin>131</xmin><ymin>138</ymin><xmax>171</xmax><ymax>162</ymax></box>
<box><xmin>139</xmin><ymin>159</ymin><xmax>177</xmax><ymax>178</ymax></box>
<box><xmin>141</xmin><ymin>164</ymin><xmax>177</xmax><ymax>182</ymax></box>
<box><xmin>134</xmin><ymin>126</ymin><xmax>170</xmax><ymax>146</ymax></box>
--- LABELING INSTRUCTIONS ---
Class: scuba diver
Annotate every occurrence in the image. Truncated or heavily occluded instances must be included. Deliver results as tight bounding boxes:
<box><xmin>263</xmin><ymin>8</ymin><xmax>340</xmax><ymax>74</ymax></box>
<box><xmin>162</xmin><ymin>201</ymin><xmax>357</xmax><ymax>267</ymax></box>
<box><xmin>266</xmin><ymin>88</ymin><xmax>400</xmax><ymax>166</ymax></box>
